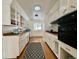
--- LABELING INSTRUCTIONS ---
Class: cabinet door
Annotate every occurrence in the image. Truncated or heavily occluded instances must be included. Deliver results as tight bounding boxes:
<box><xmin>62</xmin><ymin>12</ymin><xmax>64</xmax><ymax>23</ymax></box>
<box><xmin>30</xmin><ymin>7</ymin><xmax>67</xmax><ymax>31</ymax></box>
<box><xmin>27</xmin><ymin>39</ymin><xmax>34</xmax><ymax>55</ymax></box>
<box><xmin>2</xmin><ymin>4</ymin><xmax>11</xmax><ymax>25</ymax></box>
<box><xmin>3</xmin><ymin>36</ymin><xmax>19</xmax><ymax>58</ymax></box>
<box><xmin>51</xmin><ymin>39</ymin><xmax>55</xmax><ymax>51</ymax></box>
<box><xmin>45</xmin><ymin>33</ymin><xmax>49</xmax><ymax>43</ymax></box>
<box><xmin>68</xmin><ymin>0</ymin><xmax>77</xmax><ymax>13</ymax></box>
<box><xmin>3</xmin><ymin>37</ymin><xmax>8</xmax><ymax>58</ymax></box>
<box><xmin>2</xmin><ymin>0</ymin><xmax>12</xmax><ymax>25</ymax></box>
<box><xmin>52</xmin><ymin>10</ymin><xmax>59</xmax><ymax>22</ymax></box>
<box><xmin>19</xmin><ymin>33</ymin><xmax>29</xmax><ymax>54</ymax></box>
<box><xmin>8</xmin><ymin>36</ymin><xmax>19</xmax><ymax>58</ymax></box>
<box><xmin>60</xmin><ymin>41</ymin><xmax>77</xmax><ymax>58</ymax></box>
<box><xmin>48</xmin><ymin>37</ymin><xmax>52</xmax><ymax>48</ymax></box>
<box><xmin>59</xmin><ymin>0</ymin><xmax>68</xmax><ymax>16</ymax></box>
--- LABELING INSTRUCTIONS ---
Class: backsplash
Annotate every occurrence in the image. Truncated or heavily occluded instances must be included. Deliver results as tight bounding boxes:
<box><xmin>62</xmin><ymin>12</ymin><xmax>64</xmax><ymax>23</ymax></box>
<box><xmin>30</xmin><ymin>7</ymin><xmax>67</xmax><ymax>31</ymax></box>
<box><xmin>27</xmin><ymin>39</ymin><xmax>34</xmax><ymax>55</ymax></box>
<box><xmin>45</xmin><ymin>24</ymin><xmax>58</xmax><ymax>32</ymax></box>
<box><xmin>51</xmin><ymin>24</ymin><xmax>58</xmax><ymax>32</ymax></box>
<box><xmin>2</xmin><ymin>25</ymin><xmax>19</xmax><ymax>33</ymax></box>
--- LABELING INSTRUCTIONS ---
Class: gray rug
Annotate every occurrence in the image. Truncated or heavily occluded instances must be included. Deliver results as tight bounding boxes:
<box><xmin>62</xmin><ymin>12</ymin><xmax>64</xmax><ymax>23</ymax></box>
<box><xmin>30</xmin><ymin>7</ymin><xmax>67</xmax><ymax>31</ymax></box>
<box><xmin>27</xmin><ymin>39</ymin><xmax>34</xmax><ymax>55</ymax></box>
<box><xmin>23</xmin><ymin>43</ymin><xmax>46</xmax><ymax>59</ymax></box>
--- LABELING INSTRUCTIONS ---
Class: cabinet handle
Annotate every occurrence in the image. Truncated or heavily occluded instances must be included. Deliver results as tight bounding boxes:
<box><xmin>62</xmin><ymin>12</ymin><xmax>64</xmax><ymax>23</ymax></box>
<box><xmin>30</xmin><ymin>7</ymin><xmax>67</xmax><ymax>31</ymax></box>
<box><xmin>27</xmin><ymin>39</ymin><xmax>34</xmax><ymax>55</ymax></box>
<box><xmin>71</xmin><ymin>5</ymin><xmax>76</xmax><ymax>8</ymax></box>
<box><xmin>63</xmin><ymin>9</ymin><xmax>67</xmax><ymax>13</ymax></box>
<box><xmin>65</xmin><ymin>47</ymin><xmax>71</xmax><ymax>51</ymax></box>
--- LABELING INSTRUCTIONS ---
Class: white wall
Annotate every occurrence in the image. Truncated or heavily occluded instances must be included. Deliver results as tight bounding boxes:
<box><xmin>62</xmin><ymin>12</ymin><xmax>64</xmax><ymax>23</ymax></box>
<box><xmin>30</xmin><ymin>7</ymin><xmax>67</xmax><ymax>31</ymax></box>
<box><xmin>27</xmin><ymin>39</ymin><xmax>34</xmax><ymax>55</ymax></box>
<box><xmin>51</xmin><ymin>24</ymin><xmax>58</xmax><ymax>32</ymax></box>
<box><xmin>29</xmin><ymin>20</ymin><xmax>45</xmax><ymax>37</ymax></box>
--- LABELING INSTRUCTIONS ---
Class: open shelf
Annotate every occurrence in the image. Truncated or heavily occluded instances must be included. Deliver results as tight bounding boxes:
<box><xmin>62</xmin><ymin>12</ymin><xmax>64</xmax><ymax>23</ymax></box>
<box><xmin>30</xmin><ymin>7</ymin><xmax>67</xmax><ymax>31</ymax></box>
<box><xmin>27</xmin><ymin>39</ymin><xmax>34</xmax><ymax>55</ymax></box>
<box><xmin>60</xmin><ymin>48</ymin><xmax>75</xmax><ymax>59</ymax></box>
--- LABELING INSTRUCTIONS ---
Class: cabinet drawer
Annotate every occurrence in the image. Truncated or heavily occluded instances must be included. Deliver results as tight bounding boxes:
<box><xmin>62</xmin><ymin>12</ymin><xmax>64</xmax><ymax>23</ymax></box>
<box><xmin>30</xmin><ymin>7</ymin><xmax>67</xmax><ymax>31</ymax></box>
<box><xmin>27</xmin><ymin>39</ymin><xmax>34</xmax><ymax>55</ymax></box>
<box><xmin>60</xmin><ymin>41</ymin><xmax>77</xmax><ymax>58</ymax></box>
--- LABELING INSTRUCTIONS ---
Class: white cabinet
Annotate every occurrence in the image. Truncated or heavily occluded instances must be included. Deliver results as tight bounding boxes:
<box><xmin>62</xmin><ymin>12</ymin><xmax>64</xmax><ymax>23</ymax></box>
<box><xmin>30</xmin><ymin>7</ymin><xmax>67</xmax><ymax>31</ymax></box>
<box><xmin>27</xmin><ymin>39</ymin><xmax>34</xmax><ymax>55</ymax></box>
<box><xmin>59</xmin><ymin>0</ymin><xmax>77</xmax><ymax>17</ymax></box>
<box><xmin>54</xmin><ymin>41</ymin><xmax>59</xmax><ymax>57</ymax></box>
<box><xmin>48</xmin><ymin>1</ymin><xmax>60</xmax><ymax>23</ymax></box>
<box><xmin>2</xmin><ymin>0</ymin><xmax>13</xmax><ymax>25</ymax></box>
<box><xmin>60</xmin><ymin>48</ymin><xmax>76</xmax><ymax>59</ymax></box>
<box><xmin>19</xmin><ymin>32</ymin><xmax>29</xmax><ymax>54</ymax></box>
<box><xmin>59</xmin><ymin>41</ymin><xmax>77</xmax><ymax>59</ymax></box>
<box><xmin>44</xmin><ymin>32</ymin><xmax>77</xmax><ymax>59</ymax></box>
<box><xmin>3</xmin><ymin>32</ymin><xmax>30</xmax><ymax>58</ymax></box>
<box><xmin>3</xmin><ymin>36</ymin><xmax>19</xmax><ymax>58</ymax></box>
<box><xmin>44</xmin><ymin>32</ymin><xmax>59</xmax><ymax>58</ymax></box>
<box><xmin>68</xmin><ymin>0</ymin><xmax>77</xmax><ymax>13</ymax></box>
<box><xmin>2</xmin><ymin>3</ymin><xmax>11</xmax><ymax>25</ymax></box>
<box><xmin>51</xmin><ymin>10</ymin><xmax>59</xmax><ymax>22</ymax></box>
<box><xmin>59</xmin><ymin>0</ymin><xmax>69</xmax><ymax>17</ymax></box>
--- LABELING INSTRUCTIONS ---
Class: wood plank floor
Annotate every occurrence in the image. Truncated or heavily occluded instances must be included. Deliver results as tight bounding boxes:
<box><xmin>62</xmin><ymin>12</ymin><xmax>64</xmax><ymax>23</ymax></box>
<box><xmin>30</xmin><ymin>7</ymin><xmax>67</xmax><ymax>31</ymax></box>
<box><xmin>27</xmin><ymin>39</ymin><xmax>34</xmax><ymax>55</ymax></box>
<box><xmin>17</xmin><ymin>37</ymin><xmax>57</xmax><ymax>59</ymax></box>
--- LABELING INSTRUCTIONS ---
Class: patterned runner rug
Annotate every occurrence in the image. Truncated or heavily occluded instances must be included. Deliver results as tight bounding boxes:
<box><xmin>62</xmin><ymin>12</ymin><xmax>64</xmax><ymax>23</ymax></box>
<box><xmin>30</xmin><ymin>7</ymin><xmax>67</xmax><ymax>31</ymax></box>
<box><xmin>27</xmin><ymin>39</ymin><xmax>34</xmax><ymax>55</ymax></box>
<box><xmin>23</xmin><ymin>43</ymin><xmax>45</xmax><ymax>59</ymax></box>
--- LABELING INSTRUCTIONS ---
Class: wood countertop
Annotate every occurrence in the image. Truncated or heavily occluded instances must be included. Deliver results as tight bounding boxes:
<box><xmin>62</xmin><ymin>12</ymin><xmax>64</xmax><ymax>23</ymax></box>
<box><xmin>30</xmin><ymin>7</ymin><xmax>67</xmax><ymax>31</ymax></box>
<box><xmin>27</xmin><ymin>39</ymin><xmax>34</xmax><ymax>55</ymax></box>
<box><xmin>3</xmin><ymin>32</ymin><xmax>19</xmax><ymax>36</ymax></box>
<box><xmin>3</xmin><ymin>31</ymin><xmax>30</xmax><ymax>36</ymax></box>
<box><xmin>46</xmin><ymin>31</ymin><xmax>58</xmax><ymax>36</ymax></box>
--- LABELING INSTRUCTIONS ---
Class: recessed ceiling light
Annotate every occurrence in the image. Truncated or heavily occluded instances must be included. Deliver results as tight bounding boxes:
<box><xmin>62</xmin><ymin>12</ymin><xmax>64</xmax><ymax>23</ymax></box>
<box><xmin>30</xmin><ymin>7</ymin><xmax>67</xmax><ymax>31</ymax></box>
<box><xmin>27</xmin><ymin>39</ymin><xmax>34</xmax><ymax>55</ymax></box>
<box><xmin>34</xmin><ymin>6</ymin><xmax>41</xmax><ymax>11</ymax></box>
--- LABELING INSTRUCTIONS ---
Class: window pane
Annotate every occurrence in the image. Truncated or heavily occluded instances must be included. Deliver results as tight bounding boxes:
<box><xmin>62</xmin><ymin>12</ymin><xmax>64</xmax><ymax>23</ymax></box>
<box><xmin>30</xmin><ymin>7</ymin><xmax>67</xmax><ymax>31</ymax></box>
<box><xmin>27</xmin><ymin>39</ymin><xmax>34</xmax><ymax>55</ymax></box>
<box><xmin>34</xmin><ymin>23</ymin><xmax>42</xmax><ymax>30</ymax></box>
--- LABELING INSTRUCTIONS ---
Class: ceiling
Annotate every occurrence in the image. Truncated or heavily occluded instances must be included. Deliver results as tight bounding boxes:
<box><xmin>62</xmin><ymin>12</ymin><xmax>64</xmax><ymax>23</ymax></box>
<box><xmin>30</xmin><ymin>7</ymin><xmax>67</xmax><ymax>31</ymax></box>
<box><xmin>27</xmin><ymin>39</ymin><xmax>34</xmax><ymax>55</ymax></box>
<box><xmin>17</xmin><ymin>0</ymin><xmax>57</xmax><ymax>20</ymax></box>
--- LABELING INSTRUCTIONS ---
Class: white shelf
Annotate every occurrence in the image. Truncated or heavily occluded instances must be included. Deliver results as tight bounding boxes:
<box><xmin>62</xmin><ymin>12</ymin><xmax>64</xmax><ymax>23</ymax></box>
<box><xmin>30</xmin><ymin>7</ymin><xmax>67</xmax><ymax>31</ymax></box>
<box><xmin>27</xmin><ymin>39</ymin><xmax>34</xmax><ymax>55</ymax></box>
<box><xmin>59</xmin><ymin>41</ymin><xmax>77</xmax><ymax>58</ymax></box>
<box><xmin>60</xmin><ymin>48</ymin><xmax>75</xmax><ymax>59</ymax></box>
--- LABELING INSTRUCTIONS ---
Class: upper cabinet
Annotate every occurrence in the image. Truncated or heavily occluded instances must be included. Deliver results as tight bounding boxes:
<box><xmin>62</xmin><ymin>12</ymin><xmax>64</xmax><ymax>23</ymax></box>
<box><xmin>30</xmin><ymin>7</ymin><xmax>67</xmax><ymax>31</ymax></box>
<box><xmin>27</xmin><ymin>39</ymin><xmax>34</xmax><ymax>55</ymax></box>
<box><xmin>46</xmin><ymin>1</ymin><xmax>59</xmax><ymax>24</ymax></box>
<box><xmin>68</xmin><ymin>0</ymin><xmax>77</xmax><ymax>13</ymax></box>
<box><xmin>10</xmin><ymin>7</ymin><xmax>21</xmax><ymax>26</ymax></box>
<box><xmin>2</xmin><ymin>0</ymin><xmax>29</xmax><ymax>25</ymax></box>
<box><xmin>59</xmin><ymin>0</ymin><xmax>77</xmax><ymax>17</ymax></box>
<box><xmin>2</xmin><ymin>0</ymin><xmax>13</xmax><ymax>25</ymax></box>
<box><xmin>59</xmin><ymin>0</ymin><xmax>68</xmax><ymax>16</ymax></box>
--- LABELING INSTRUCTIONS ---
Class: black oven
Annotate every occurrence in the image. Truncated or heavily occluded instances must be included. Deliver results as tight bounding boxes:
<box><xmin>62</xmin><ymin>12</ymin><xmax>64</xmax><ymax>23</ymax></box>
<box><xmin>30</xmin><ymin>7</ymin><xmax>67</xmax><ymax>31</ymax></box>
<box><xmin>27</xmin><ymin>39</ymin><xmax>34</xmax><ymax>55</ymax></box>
<box><xmin>58</xmin><ymin>11</ymin><xmax>77</xmax><ymax>49</ymax></box>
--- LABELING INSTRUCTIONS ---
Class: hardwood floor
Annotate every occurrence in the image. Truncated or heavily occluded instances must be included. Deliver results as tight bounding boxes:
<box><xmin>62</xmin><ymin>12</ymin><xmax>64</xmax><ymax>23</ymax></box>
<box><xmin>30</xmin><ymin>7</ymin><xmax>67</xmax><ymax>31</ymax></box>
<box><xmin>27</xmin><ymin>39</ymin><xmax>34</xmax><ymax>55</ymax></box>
<box><xmin>17</xmin><ymin>37</ymin><xmax>57</xmax><ymax>59</ymax></box>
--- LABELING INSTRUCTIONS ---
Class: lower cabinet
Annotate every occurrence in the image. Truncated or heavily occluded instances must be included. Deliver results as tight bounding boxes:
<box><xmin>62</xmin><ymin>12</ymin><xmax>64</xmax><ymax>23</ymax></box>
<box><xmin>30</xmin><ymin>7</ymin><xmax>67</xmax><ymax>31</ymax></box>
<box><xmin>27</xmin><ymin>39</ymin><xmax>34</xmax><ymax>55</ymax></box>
<box><xmin>54</xmin><ymin>41</ymin><xmax>59</xmax><ymax>56</ymax></box>
<box><xmin>44</xmin><ymin>32</ymin><xmax>77</xmax><ymax>59</ymax></box>
<box><xmin>19</xmin><ymin>32</ymin><xmax>29</xmax><ymax>54</ymax></box>
<box><xmin>60</xmin><ymin>48</ymin><xmax>75</xmax><ymax>59</ymax></box>
<box><xmin>44</xmin><ymin>33</ymin><xmax>59</xmax><ymax>58</ymax></box>
<box><xmin>3</xmin><ymin>36</ymin><xmax>19</xmax><ymax>58</ymax></box>
<box><xmin>3</xmin><ymin>32</ymin><xmax>30</xmax><ymax>58</ymax></box>
<box><xmin>59</xmin><ymin>41</ymin><xmax>77</xmax><ymax>59</ymax></box>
